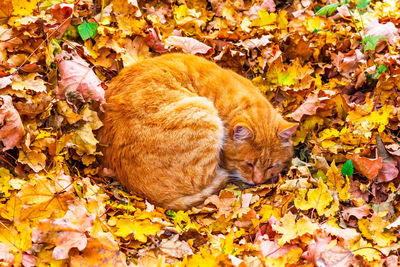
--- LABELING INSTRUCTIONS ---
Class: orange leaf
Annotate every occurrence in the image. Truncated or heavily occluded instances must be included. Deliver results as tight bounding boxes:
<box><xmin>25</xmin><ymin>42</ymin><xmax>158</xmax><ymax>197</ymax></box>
<box><xmin>348</xmin><ymin>155</ymin><xmax>382</xmax><ymax>179</ymax></box>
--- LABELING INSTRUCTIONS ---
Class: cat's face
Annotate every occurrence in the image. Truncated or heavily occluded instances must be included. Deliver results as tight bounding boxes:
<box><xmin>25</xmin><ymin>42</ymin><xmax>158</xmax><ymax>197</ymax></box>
<box><xmin>222</xmin><ymin>120</ymin><xmax>297</xmax><ymax>185</ymax></box>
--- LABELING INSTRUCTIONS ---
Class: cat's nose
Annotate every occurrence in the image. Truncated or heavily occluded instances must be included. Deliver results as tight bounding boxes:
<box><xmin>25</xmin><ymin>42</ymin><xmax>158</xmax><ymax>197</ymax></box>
<box><xmin>253</xmin><ymin>167</ymin><xmax>264</xmax><ymax>184</ymax></box>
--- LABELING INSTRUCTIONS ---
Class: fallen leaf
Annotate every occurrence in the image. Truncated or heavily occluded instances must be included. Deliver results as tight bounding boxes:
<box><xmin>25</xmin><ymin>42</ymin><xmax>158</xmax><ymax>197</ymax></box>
<box><xmin>56</xmin><ymin>50</ymin><xmax>105</xmax><ymax>106</ymax></box>
<box><xmin>349</xmin><ymin>155</ymin><xmax>382</xmax><ymax>179</ymax></box>
<box><xmin>159</xmin><ymin>235</ymin><xmax>193</xmax><ymax>258</ymax></box>
<box><xmin>165</xmin><ymin>36</ymin><xmax>211</xmax><ymax>54</ymax></box>
<box><xmin>365</xmin><ymin>19</ymin><xmax>399</xmax><ymax>45</ymax></box>
<box><xmin>0</xmin><ymin>242</ymin><xmax>14</xmax><ymax>267</ymax></box>
<box><xmin>291</xmin><ymin>94</ymin><xmax>327</xmax><ymax>121</ymax></box>
<box><xmin>342</xmin><ymin>205</ymin><xmax>371</xmax><ymax>221</ymax></box>
<box><xmin>31</xmin><ymin>201</ymin><xmax>95</xmax><ymax>260</ymax></box>
<box><xmin>0</xmin><ymin>95</ymin><xmax>24</xmax><ymax>150</ymax></box>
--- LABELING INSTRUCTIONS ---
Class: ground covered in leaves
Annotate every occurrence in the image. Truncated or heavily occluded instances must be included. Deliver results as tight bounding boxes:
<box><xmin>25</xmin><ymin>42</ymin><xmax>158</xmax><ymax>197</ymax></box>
<box><xmin>0</xmin><ymin>0</ymin><xmax>399</xmax><ymax>266</ymax></box>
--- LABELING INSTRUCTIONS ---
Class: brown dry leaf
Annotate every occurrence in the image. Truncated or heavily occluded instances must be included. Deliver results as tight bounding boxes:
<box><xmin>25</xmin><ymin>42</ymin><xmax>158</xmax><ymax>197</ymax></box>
<box><xmin>18</xmin><ymin>149</ymin><xmax>46</xmax><ymax>172</ymax></box>
<box><xmin>158</xmin><ymin>235</ymin><xmax>193</xmax><ymax>259</ymax></box>
<box><xmin>11</xmin><ymin>74</ymin><xmax>47</xmax><ymax>93</ymax></box>
<box><xmin>121</xmin><ymin>36</ymin><xmax>151</xmax><ymax>67</ymax></box>
<box><xmin>0</xmin><ymin>95</ymin><xmax>24</xmax><ymax>150</ymax></box>
<box><xmin>13</xmin><ymin>93</ymin><xmax>52</xmax><ymax>118</ymax></box>
<box><xmin>204</xmin><ymin>190</ymin><xmax>236</xmax><ymax>217</ymax></box>
<box><xmin>31</xmin><ymin>201</ymin><xmax>95</xmax><ymax>260</ymax></box>
<box><xmin>291</xmin><ymin>94</ymin><xmax>327</xmax><ymax>121</ymax></box>
<box><xmin>70</xmin><ymin>232</ymin><xmax>128</xmax><ymax>267</ymax></box>
<box><xmin>342</xmin><ymin>205</ymin><xmax>371</xmax><ymax>221</ymax></box>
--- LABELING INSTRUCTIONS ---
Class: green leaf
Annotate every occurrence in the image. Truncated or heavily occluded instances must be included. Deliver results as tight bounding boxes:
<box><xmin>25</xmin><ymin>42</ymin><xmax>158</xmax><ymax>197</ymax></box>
<box><xmin>77</xmin><ymin>20</ymin><xmax>98</xmax><ymax>40</ymax></box>
<box><xmin>166</xmin><ymin>210</ymin><xmax>176</xmax><ymax>218</ymax></box>
<box><xmin>375</xmin><ymin>64</ymin><xmax>387</xmax><ymax>78</ymax></box>
<box><xmin>316</xmin><ymin>3</ymin><xmax>339</xmax><ymax>16</ymax></box>
<box><xmin>341</xmin><ymin>160</ymin><xmax>354</xmax><ymax>177</ymax></box>
<box><xmin>362</xmin><ymin>35</ymin><xmax>386</xmax><ymax>52</ymax></box>
<box><xmin>356</xmin><ymin>0</ymin><xmax>371</xmax><ymax>9</ymax></box>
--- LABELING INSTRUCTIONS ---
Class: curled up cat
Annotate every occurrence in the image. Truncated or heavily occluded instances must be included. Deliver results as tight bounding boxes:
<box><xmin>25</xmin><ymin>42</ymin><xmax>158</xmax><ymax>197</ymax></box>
<box><xmin>98</xmin><ymin>53</ymin><xmax>297</xmax><ymax>210</ymax></box>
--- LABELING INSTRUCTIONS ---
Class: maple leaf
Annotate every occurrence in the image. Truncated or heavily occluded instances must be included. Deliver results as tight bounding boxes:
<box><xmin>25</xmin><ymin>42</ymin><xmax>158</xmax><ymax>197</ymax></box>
<box><xmin>108</xmin><ymin>215</ymin><xmax>162</xmax><ymax>243</ymax></box>
<box><xmin>0</xmin><ymin>168</ymin><xmax>12</xmax><ymax>197</ymax></box>
<box><xmin>302</xmin><ymin>237</ymin><xmax>331</xmax><ymax>265</ymax></box>
<box><xmin>50</xmin><ymin>3</ymin><xmax>73</xmax><ymax>37</ymax></box>
<box><xmin>292</xmin><ymin>94</ymin><xmax>327</xmax><ymax>121</ymax></box>
<box><xmin>0</xmin><ymin>95</ymin><xmax>24</xmax><ymax>150</ymax></box>
<box><xmin>342</xmin><ymin>205</ymin><xmax>372</xmax><ymax>221</ymax></box>
<box><xmin>70</xmin><ymin>231</ymin><xmax>128</xmax><ymax>266</ymax></box>
<box><xmin>56</xmin><ymin>50</ymin><xmax>105</xmax><ymax>107</ymax></box>
<box><xmin>121</xmin><ymin>36</ymin><xmax>151</xmax><ymax>67</ymax></box>
<box><xmin>31</xmin><ymin>201</ymin><xmax>95</xmax><ymax>260</ymax></box>
<box><xmin>358</xmin><ymin>215</ymin><xmax>397</xmax><ymax>247</ymax></box>
<box><xmin>204</xmin><ymin>189</ymin><xmax>237</xmax><ymax>217</ymax></box>
<box><xmin>159</xmin><ymin>235</ymin><xmax>193</xmax><ymax>258</ymax></box>
<box><xmin>327</xmin><ymin>161</ymin><xmax>350</xmax><ymax>201</ymax></box>
<box><xmin>165</xmin><ymin>36</ymin><xmax>212</xmax><ymax>54</ymax></box>
<box><xmin>272</xmin><ymin>212</ymin><xmax>318</xmax><ymax>246</ymax></box>
<box><xmin>294</xmin><ymin>179</ymin><xmax>338</xmax><ymax>217</ymax></box>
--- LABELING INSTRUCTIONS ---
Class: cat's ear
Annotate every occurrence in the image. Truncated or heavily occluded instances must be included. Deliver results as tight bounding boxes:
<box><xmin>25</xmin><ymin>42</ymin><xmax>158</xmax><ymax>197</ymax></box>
<box><xmin>279</xmin><ymin>122</ymin><xmax>298</xmax><ymax>141</ymax></box>
<box><xmin>233</xmin><ymin>124</ymin><xmax>253</xmax><ymax>141</ymax></box>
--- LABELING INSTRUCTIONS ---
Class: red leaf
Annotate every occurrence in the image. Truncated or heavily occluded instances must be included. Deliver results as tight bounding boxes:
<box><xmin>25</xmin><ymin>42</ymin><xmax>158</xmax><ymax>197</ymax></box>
<box><xmin>56</xmin><ymin>50</ymin><xmax>105</xmax><ymax>107</ymax></box>
<box><xmin>0</xmin><ymin>95</ymin><xmax>24</xmax><ymax>151</ymax></box>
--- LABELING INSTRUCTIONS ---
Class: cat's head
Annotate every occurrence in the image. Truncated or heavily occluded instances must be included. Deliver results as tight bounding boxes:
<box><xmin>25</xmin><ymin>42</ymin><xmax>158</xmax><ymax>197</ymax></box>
<box><xmin>222</xmin><ymin>118</ymin><xmax>297</xmax><ymax>185</ymax></box>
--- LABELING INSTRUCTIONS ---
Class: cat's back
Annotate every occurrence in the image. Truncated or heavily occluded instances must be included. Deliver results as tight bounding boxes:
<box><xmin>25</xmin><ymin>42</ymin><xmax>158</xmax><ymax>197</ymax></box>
<box><xmin>98</xmin><ymin>54</ymin><xmax>226</xmax><ymax>209</ymax></box>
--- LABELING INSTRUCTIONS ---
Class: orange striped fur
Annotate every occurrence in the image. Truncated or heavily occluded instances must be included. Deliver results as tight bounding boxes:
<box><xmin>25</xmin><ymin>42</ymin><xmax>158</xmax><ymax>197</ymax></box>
<box><xmin>98</xmin><ymin>54</ymin><xmax>296</xmax><ymax>210</ymax></box>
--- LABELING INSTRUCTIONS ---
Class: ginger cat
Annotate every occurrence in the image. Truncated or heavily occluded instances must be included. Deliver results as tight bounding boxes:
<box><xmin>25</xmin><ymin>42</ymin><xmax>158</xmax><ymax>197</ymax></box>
<box><xmin>98</xmin><ymin>53</ymin><xmax>297</xmax><ymax>210</ymax></box>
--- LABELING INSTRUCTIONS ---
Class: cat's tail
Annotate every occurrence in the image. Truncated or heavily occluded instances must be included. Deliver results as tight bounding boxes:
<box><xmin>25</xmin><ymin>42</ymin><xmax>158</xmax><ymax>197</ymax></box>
<box><xmin>165</xmin><ymin>168</ymin><xmax>228</xmax><ymax>210</ymax></box>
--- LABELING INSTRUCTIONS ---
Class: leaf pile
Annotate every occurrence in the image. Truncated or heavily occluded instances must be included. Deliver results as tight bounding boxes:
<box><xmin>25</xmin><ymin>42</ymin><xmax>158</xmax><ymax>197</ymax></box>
<box><xmin>0</xmin><ymin>0</ymin><xmax>399</xmax><ymax>266</ymax></box>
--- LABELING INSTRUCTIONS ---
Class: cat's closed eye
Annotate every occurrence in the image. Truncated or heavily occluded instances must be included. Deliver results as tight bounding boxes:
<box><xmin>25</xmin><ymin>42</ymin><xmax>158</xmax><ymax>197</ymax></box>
<box><xmin>246</xmin><ymin>161</ymin><xmax>254</xmax><ymax>168</ymax></box>
<box><xmin>267</xmin><ymin>163</ymin><xmax>279</xmax><ymax>170</ymax></box>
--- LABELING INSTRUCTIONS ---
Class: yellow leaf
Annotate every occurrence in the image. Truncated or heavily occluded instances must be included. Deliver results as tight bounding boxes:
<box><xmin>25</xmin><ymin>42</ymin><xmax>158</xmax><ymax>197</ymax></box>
<box><xmin>0</xmin><ymin>168</ymin><xmax>12</xmax><ymax>197</ymax></box>
<box><xmin>326</xmin><ymin>161</ymin><xmax>350</xmax><ymax>201</ymax></box>
<box><xmin>221</xmin><ymin>231</ymin><xmax>235</xmax><ymax>255</ymax></box>
<box><xmin>70</xmin><ymin>123</ymin><xmax>99</xmax><ymax>155</ymax></box>
<box><xmin>264</xmin><ymin>247</ymin><xmax>303</xmax><ymax>266</ymax></box>
<box><xmin>183</xmin><ymin>247</ymin><xmax>222</xmax><ymax>267</ymax></box>
<box><xmin>252</xmin><ymin>10</ymin><xmax>277</xmax><ymax>27</ymax></box>
<box><xmin>295</xmin><ymin>179</ymin><xmax>337</xmax><ymax>217</ymax></box>
<box><xmin>57</xmin><ymin>101</ymin><xmax>82</xmax><ymax>124</ymax></box>
<box><xmin>319</xmin><ymin>128</ymin><xmax>340</xmax><ymax>140</ymax></box>
<box><xmin>18</xmin><ymin>149</ymin><xmax>47</xmax><ymax>172</ymax></box>
<box><xmin>273</xmin><ymin>212</ymin><xmax>318</xmax><ymax>246</ymax></box>
<box><xmin>112</xmin><ymin>216</ymin><xmax>162</xmax><ymax>243</ymax></box>
<box><xmin>304</xmin><ymin>16</ymin><xmax>325</xmax><ymax>32</ymax></box>
<box><xmin>358</xmin><ymin>216</ymin><xmax>397</xmax><ymax>247</ymax></box>
<box><xmin>121</xmin><ymin>37</ymin><xmax>151</xmax><ymax>67</ymax></box>
<box><xmin>11</xmin><ymin>0</ymin><xmax>38</xmax><ymax>16</ymax></box>
<box><xmin>11</xmin><ymin>73</ymin><xmax>46</xmax><ymax>93</ymax></box>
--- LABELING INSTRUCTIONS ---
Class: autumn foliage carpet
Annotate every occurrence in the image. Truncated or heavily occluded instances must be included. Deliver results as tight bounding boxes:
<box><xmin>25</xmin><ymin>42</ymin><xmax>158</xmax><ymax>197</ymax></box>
<box><xmin>0</xmin><ymin>0</ymin><xmax>399</xmax><ymax>266</ymax></box>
